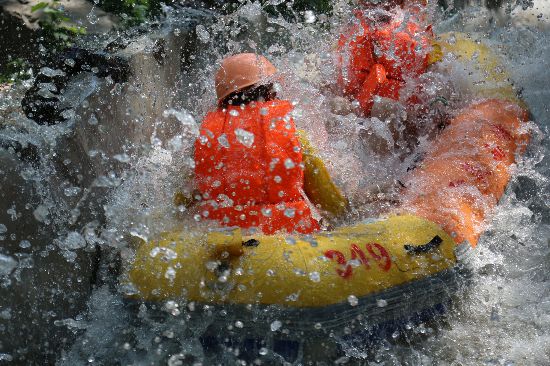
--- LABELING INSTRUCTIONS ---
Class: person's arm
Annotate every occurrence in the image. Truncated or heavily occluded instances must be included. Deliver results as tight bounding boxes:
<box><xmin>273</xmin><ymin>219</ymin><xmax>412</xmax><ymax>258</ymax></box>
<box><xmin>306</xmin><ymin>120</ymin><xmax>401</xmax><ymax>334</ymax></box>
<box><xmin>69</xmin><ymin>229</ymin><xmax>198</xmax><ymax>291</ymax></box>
<box><xmin>297</xmin><ymin>130</ymin><xmax>349</xmax><ymax>218</ymax></box>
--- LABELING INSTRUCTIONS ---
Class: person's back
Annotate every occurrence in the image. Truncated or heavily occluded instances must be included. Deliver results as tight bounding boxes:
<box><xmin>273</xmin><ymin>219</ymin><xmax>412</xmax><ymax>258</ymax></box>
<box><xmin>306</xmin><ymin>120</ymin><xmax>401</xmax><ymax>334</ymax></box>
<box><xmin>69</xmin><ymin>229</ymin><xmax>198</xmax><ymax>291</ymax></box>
<box><xmin>194</xmin><ymin>53</ymin><xmax>320</xmax><ymax>234</ymax></box>
<box><xmin>195</xmin><ymin>100</ymin><xmax>320</xmax><ymax>234</ymax></box>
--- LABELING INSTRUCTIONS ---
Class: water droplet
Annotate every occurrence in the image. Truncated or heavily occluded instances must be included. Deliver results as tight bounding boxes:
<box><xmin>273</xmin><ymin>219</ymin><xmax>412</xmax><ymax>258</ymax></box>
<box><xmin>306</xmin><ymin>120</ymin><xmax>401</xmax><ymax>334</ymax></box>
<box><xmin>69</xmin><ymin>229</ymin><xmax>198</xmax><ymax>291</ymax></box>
<box><xmin>39</xmin><ymin>67</ymin><xmax>66</xmax><ymax>77</ymax></box>
<box><xmin>348</xmin><ymin>295</ymin><xmax>358</xmax><ymax>306</ymax></box>
<box><xmin>259</xmin><ymin>347</ymin><xmax>268</xmax><ymax>355</ymax></box>
<box><xmin>165</xmin><ymin>267</ymin><xmax>176</xmax><ymax>281</ymax></box>
<box><xmin>261</xmin><ymin>208</ymin><xmax>272</xmax><ymax>217</ymax></box>
<box><xmin>119</xmin><ymin>283</ymin><xmax>138</xmax><ymax>296</ymax></box>
<box><xmin>270</xmin><ymin>320</ymin><xmax>282</xmax><ymax>331</ymax></box>
<box><xmin>195</xmin><ymin>24</ymin><xmax>210</xmax><ymax>43</ymax></box>
<box><xmin>60</xmin><ymin>232</ymin><xmax>86</xmax><ymax>250</ymax></box>
<box><xmin>64</xmin><ymin>186</ymin><xmax>81</xmax><ymax>197</ymax></box>
<box><xmin>229</xmin><ymin>109</ymin><xmax>240</xmax><ymax>117</ymax></box>
<box><xmin>149</xmin><ymin>247</ymin><xmax>178</xmax><ymax>261</ymax></box>
<box><xmin>87</xmin><ymin>6</ymin><xmax>99</xmax><ymax>24</ymax></box>
<box><xmin>234</xmin><ymin>128</ymin><xmax>255</xmax><ymax>147</ymax></box>
<box><xmin>62</xmin><ymin>108</ymin><xmax>76</xmax><ymax>120</ymax></box>
<box><xmin>88</xmin><ymin>149</ymin><xmax>99</xmax><ymax>158</ymax></box>
<box><xmin>286</xmin><ymin>292</ymin><xmax>299</xmax><ymax>302</ymax></box>
<box><xmin>19</xmin><ymin>240</ymin><xmax>31</xmax><ymax>249</ymax></box>
<box><xmin>37</xmin><ymin>83</ymin><xmax>56</xmax><ymax>98</ymax></box>
<box><xmin>88</xmin><ymin>113</ymin><xmax>98</xmax><ymax>125</ymax></box>
<box><xmin>260</xmin><ymin>107</ymin><xmax>268</xmax><ymax>115</ymax></box>
<box><xmin>218</xmin><ymin>134</ymin><xmax>230</xmax><ymax>148</ymax></box>
<box><xmin>165</xmin><ymin>300</ymin><xmax>178</xmax><ymax>311</ymax></box>
<box><xmin>376</xmin><ymin>299</ymin><xmax>388</xmax><ymax>307</ymax></box>
<box><xmin>163</xmin><ymin>301</ymin><xmax>181</xmax><ymax>316</ymax></box>
<box><xmin>274</xmin><ymin>176</ymin><xmax>282</xmax><ymax>183</ymax></box>
<box><xmin>163</xmin><ymin>109</ymin><xmax>198</xmax><ymax>135</ymax></box>
<box><xmin>284</xmin><ymin>208</ymin><xmax>295</xmax><ymax>218</ymax></box>
<box><xmin>309</xmin><ymin>271</ymin><xmax>321</xmax><ymax>282</ymax></box>
<box><xmin>113</xmin><ymin>153</ymin><xmax>130</xmax><ymax>163</ymax></box>
<box><xmin>0</xmin><ymin>224</ymin><xmax>6</xmax><ymax>234</ymax></box>
<box><xmin>0</xmin><ymin>254</ymin><xmax>17</xmax><ymax>276</ymax></box>
<box><xmin>64</xmin><ymin>58</ymin><xmax>76</xmax><ymax>67</ymax></box>
<box><xmin>235</xmin><ymin>320</ymin><xmax>244</xmax><ymax>328</ymax></box>
<box><xmin>284</xmin><ymin>158</ymin><xmax>295</xmax><ymax>169</ymax></box>
<box><xmin>285</xmin><ymin>237</ymin><xmax>296</xmax><ymax>245</ymax></box>
<box><xmin>218</xmin><ymin>275</ymin><xmax>228</xmax><ymax>283</ymax></box>
<box><xmin>304</xmin><ymin>10</ymin><xmax>316</xmax><ymax>23</ymax></box>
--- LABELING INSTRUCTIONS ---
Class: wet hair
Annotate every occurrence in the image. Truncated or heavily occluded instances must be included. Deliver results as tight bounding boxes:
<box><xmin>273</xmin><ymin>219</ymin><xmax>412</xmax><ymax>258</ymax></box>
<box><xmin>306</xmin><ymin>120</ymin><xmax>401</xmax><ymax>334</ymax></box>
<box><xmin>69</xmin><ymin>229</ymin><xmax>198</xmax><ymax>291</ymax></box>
<box><xmin>220</xmin><ymin>83</ymin><xmax>276</xmax><ymax>108</ymax></box>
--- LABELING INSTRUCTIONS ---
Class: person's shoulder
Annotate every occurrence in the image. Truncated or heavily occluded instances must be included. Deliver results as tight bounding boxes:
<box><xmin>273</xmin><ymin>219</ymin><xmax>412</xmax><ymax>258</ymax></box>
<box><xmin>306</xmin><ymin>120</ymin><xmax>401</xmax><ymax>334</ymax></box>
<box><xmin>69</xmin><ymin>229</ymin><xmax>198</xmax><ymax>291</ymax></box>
<box><xmin>201</xmin><ymin>108</ymin><xmax>224</xmax><ymax>130</ymax></box>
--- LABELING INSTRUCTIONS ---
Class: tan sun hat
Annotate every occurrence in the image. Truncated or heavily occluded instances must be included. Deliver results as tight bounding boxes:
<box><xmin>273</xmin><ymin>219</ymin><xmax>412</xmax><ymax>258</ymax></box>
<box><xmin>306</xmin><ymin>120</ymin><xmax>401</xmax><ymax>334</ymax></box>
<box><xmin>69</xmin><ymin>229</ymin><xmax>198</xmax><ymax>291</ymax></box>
<box><xmin>215</xmin><ymin>53</ymin><xmax>277</xmax><ymax>103</ymax></box>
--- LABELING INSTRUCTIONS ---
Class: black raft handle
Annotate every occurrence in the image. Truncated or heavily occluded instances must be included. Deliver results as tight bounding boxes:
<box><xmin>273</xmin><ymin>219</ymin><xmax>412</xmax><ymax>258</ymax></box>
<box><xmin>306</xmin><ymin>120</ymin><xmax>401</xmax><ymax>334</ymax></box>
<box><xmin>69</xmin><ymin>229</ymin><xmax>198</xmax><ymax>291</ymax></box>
<box><xmin>404</xmin><ymin>235</ymin><xmax>443</xmax><ymax>254</ymax></box>
<box><xmin>242</xmin><ymin>239</ymin><xmax>260</xmax><ymax>247</ymax></box>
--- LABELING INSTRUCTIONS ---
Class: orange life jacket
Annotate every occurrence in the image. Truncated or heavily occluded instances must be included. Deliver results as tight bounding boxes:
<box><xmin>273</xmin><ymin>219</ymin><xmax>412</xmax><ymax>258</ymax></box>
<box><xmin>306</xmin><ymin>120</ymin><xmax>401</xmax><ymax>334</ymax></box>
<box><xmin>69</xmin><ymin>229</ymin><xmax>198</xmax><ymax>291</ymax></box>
<box><xmin>194</xmin><ymin>100</ymin><xmax>320</xmax><ymax>234</ymax></box>
<box><xmin>337</xmin><ymin>9</ymin><xmax>432</xmax><ymax>114</ymax></box>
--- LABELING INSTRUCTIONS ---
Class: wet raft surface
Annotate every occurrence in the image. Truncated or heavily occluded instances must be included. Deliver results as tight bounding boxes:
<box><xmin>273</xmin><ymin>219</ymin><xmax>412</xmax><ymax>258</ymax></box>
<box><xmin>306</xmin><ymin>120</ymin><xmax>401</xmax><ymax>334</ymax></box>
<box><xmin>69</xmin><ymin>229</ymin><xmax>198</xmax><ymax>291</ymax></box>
<box><xmin>1</xmin><ymin>1</ymin><xmax>550</xmax><ymax>364</ymax></box>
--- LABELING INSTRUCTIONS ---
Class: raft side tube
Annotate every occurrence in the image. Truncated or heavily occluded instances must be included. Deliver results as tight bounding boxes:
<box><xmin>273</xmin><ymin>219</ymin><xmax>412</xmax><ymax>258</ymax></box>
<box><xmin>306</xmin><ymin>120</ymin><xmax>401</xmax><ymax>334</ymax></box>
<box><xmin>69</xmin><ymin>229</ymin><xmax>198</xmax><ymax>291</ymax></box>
<box><xmin>400</xmin><ymin>99</ymin><xmax>529</xmax><ymax>246</ymax></box>
<box><xmin>398</xmin><ymin>31</ymin><xmax>531</xmax><ymax>247</ymax></box>
<box><xmin>125</xmin><ymin>215</ymin><xmax>457</xmax><ymax>307</ymax></box>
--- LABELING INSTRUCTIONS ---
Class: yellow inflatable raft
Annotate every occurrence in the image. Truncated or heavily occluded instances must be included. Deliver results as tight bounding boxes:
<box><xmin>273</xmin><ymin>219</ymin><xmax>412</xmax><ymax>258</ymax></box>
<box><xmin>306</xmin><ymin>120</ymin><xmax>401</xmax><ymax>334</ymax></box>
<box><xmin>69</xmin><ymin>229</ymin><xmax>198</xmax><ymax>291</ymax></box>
<box><xmin>122</xmin><ymin>32</ymin><xmax>529</xmax><ymax>329</ymax></box>
<box><xmin>127</xmin><ymin>215</ymin><xmax>456</xmax><ymax>306</ymax></box>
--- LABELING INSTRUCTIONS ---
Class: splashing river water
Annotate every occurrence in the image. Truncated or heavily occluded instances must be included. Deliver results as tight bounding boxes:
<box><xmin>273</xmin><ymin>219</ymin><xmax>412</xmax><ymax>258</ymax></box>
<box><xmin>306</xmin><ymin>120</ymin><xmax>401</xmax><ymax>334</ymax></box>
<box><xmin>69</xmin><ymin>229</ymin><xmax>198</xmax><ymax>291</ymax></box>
<box><xmin>1</xmin><ymin>1</ymin><xmax>550</xmax><ymax>365</ymax></box>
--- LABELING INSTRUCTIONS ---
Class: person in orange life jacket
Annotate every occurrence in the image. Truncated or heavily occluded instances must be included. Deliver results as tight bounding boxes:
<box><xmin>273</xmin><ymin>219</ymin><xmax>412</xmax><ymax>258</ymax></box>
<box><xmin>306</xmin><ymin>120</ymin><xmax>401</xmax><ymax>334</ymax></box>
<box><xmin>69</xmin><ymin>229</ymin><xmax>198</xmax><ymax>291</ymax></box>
<box><xmin>331</xmin><ymin>0</ymin><xmax>449</xmax><ymax>156</ymax></box>
<box><xmin>335</xmin><ymin>0</ymin><xmax>435</xmax><ymax>117</ymax></box>
<box><xmin>193</xmin><ymin>53</ymin><xmax>348</xmax><ymax>235</ymax></box>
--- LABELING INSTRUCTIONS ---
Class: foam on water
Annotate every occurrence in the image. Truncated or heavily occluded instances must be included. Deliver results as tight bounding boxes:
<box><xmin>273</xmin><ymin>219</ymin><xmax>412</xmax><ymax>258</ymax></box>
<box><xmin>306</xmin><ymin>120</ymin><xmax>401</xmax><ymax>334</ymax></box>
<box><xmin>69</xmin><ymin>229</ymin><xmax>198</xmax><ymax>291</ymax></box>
<box><xmin>2</xmin><ymin>0</ymin><xmax>547</xmax><ymax>364</ymax></box>
<box><xmin>74</xmin><ymin>0</ymin><xmax>550</xmax><ymax>365</ymax></box>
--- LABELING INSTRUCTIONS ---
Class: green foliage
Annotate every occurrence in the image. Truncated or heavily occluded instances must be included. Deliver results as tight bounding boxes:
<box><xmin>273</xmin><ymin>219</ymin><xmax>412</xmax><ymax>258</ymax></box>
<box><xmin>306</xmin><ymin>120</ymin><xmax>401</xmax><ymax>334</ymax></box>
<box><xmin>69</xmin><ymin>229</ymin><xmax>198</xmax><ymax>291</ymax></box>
<box><xmin>31</xmin><ymin>0</ymin><xmax>86</xmax><ymax>48</ymax></box>
<box><xmin>96</xmin><ymin>0</ymin><xmax>173</xmax><ymax>27</ymax></box>
<box><xmin>0</xmin><ymin>58</ymin><xmax>32</xmax><ymax>84</ymax></box>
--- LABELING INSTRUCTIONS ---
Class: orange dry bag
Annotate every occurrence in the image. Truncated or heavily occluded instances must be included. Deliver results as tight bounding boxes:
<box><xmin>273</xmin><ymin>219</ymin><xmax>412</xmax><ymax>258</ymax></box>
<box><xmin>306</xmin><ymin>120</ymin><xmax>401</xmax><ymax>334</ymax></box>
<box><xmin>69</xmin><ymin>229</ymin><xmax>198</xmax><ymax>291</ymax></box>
<box><xmin>194</xmin><ymin>100</ymin><xmax>320</xmax><ymax>234</ymax></box>
<box><xmin>400</xmin><ymin>99</ymin><xmax>530</xmax><ymax>246</ymax></box>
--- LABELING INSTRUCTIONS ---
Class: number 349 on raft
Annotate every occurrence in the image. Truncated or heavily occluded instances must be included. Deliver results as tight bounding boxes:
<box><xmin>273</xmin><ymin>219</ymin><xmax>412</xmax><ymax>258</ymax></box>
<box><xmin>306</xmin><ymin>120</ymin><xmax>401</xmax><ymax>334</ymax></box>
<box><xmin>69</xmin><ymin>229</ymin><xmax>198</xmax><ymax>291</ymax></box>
<box><xmin>325</xmin><ymin>243</ymin><xmax>392</xmax><ymax>279</ymax></box>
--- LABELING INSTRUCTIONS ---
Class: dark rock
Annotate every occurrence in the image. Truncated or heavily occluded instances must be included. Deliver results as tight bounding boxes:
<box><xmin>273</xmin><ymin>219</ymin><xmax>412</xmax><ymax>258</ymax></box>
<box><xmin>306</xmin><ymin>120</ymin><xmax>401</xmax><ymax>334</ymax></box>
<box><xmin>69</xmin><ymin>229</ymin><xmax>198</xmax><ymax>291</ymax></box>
<box><xmin>21</xmin><ymin>93</ymin><xmax>65</xmax><ymax>125</ymax></box>
<box><xmin>21</xmin><ymin>48</ymin><xmax>131</xmax><ymax>125</ymax></box>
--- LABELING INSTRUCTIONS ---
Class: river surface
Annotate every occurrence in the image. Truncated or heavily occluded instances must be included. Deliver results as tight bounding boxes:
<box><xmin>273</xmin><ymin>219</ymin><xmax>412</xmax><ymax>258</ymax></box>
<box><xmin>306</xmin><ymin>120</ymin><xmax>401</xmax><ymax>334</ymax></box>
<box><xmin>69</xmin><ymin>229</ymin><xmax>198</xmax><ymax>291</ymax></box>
<box><xmin>2</xmin><ymin>1</ymin><xmax>550</xmax><ymax>365</ymax></box>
